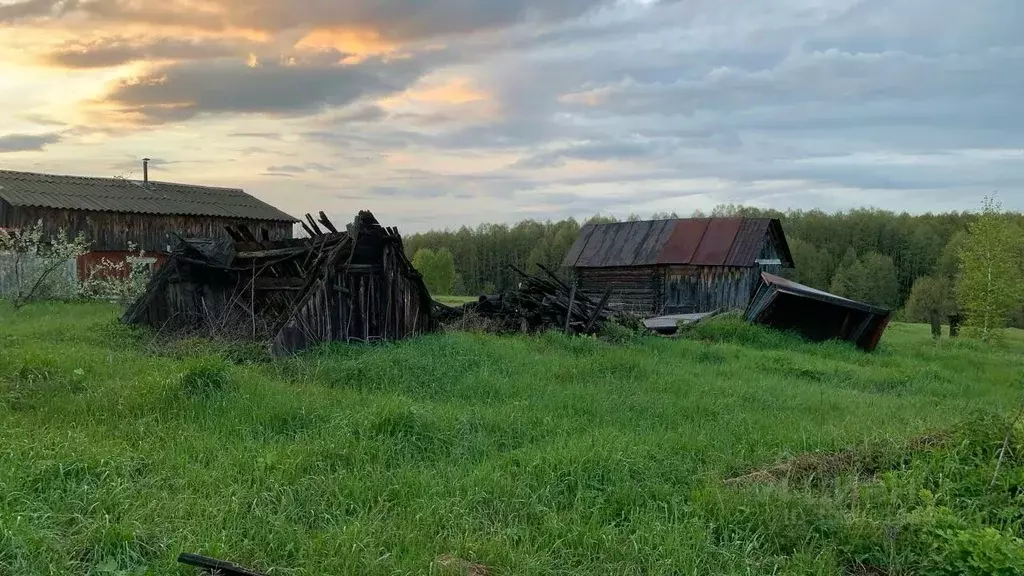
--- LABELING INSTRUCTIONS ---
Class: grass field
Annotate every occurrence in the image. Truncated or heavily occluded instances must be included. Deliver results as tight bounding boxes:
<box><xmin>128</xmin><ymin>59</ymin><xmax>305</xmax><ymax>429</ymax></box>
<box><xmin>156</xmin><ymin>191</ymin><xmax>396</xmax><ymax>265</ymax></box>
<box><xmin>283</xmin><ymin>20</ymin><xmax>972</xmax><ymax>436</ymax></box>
<box><xmin>2</xmin><ymin>303</ymin><xmax>1024</xmax><ymax>575</ymax></box>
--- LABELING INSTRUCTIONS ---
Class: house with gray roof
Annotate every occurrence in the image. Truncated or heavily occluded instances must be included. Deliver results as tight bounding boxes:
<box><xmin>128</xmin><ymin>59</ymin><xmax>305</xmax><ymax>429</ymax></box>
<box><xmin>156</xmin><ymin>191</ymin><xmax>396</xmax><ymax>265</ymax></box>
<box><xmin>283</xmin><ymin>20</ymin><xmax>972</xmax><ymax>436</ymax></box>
<box><xmin>0</xmin><ymin>167</ymin><xmax>297</xmax><ymax>277</ymax></box>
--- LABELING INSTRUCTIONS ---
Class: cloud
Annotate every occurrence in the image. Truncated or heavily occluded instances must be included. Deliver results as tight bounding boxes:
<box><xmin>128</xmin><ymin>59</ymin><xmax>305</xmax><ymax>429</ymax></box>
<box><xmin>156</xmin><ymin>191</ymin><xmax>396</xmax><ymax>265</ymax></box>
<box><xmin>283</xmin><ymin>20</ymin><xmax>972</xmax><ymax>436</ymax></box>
<box><xmin>41</xmin><ymin>37</ymin><xmax>242</xmax><ymax>68</ymax></box>
<box><xmin>327</xmin><ymin>105</ymin><xmax>388</xmax><ymax>124</ymax></box>
<box><xmin>3</xmin><ymin>0</ymin><xmax>1023</xmax><ymax>227</ymax></box>
<box><xmin>265</xmin><ymin>162</ymin><xmax>336</xmax><ymax>174</ymax></box>
<box><xmin>0</xmin><ymin>0</ymin><xmax>80</xmax><ymax>20</ymax></box>
<box><xmin>0</xmin><ymin>132</ymin><xmax>61</xmax><ymax>153</ymax></box>
<box><xmin>1</xmin><ymin>0</ymin><xmax>619</xmax><ymax>39</ymax></box>
<box><xmin>266</xmin><ymin>164</ymin><xmax>306</xmax><ymax>173</ymax></box>
<box><xmin>96</xmin><ymin>54</ymin><xmax>429</xmax><ymax>123</ymax></box>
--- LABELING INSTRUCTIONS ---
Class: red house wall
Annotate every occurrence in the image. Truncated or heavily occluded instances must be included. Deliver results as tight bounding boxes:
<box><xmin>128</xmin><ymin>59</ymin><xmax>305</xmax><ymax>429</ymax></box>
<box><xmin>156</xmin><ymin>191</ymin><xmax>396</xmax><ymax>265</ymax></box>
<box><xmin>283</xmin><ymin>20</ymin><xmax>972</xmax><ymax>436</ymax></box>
<box><xmin>76</xmin><ymin>251</ymin><xmax>168</xmax><ymax>281</ymax></box>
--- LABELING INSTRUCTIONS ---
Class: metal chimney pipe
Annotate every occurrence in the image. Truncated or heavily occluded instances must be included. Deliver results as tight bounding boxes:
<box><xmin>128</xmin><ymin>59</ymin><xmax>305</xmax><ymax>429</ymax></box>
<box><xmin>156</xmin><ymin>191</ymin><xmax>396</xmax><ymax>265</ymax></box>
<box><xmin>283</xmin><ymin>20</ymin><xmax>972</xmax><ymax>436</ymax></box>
<box><xmin>142</xmin><ymin>158</ymin><xmax>150</xmax><ymax>183</ymax></box>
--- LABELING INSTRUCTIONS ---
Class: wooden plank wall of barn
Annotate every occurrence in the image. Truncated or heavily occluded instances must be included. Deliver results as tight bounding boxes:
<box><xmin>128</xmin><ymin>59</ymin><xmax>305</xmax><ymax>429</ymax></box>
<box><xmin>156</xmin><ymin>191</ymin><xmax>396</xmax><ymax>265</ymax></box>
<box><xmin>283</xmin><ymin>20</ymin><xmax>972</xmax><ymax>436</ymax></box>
<box><xmin>663</xmin><ymin>266</ymin><xmax>762</xmax><ymax>314</ymax></box>
<box><xmin>573</xmin><ymin>267</ymin><xmax>661</xmax><ymax>314</ymax></box>
<box><xmin>1</xmin><ymin>206</ymin><xmax>293</xmax><ymax>251</ymax></box>
<box><xmin>662</xmin><ymin>236</ymin><xmax>788</xmax><ymax>314</ymax></box>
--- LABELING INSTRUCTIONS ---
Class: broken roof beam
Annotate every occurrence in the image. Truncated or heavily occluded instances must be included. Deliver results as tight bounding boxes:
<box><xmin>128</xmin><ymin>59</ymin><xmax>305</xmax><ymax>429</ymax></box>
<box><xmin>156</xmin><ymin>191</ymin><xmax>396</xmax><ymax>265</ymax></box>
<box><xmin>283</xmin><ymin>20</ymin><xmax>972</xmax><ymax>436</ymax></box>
<box><xmin>304</xmin><ymin>214</ymin><xmax>324</xmax><ymax>236</ymax></box>
<box><xmin>318</xmin><ymin>211</ymin><xmax>339</xmax><ymax>234</ymax></box>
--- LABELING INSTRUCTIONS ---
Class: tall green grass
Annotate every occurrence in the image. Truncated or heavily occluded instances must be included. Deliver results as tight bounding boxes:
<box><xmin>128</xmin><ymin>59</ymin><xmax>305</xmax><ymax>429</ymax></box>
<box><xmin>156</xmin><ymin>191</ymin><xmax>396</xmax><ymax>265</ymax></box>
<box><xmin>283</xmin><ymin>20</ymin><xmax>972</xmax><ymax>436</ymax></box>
<box><xmin>1</xmin><ymin>303</ymin><xmax>1023</xmax><ymax>575</ymax></box>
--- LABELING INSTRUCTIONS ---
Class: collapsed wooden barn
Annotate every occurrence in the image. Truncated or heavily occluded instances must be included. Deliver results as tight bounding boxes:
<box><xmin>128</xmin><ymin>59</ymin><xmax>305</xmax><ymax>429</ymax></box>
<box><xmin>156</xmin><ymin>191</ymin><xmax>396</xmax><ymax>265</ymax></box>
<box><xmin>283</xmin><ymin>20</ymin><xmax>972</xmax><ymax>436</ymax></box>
<box><xmin>562</xmin><ymin>218</ymin><xmax>795</xmax><ymax>315</ymax></box>
<box><xmin>122</xmin><ymin>211</ymin><xmax>438</xmax><ymax>355</ymax></box>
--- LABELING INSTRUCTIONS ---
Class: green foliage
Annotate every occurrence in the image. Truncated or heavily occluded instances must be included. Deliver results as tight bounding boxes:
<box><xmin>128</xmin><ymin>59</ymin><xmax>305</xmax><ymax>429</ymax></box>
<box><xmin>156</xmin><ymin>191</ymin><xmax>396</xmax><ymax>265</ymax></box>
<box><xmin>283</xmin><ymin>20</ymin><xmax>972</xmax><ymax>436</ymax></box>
<box><xmin>787</xmin><ymin>236</ymin><xmax>833</xmax><ymax>289</ymax></box>
<box><xmin>938</xmin><ymin>231</ymin><xmax>969</xmax><ymax>281</ymax></box>
<box><xmin>905</xmin><ymin>275</ymin><xmax>955</xmax><ymax>323</ymax></box>
<box><xmin>928</xmin><ymin>527</ymin><xmax>1024</xmax><ymax>575</ymax></box>
<box><xmin>405</xmin><ymin>207</ymin><xmax>1024</xmax><ymax>318</ymax></box>
<box><xmin>412</xmin><ymin>247</ymin><xmax>456</xmax><ymax>295</ymax></box>
<box><xmin>956</xmin><ymin>196</ymin><xmax>1022</xmax><ymax>341</ymax></box>
<box><xmin>4</xmin><ymin>303</ymin><xmax>1024</xmax><ymax>574</ymax></box>
<box><xmin>830</xmin><ymin>251</ymin><xmax>900</xmax><ymax>309</ymax></box>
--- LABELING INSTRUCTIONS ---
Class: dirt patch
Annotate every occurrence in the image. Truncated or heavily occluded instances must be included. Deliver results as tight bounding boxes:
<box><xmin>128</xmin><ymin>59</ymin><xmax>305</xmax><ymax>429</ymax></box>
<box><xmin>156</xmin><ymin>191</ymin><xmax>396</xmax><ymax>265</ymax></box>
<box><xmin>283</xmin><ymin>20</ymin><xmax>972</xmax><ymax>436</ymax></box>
<box><xmin>434</xmin><ymin>555</ymin><xmax>492</xmax><ymax>576</ymax></box>
<box><xmin>725</xmin><ymin>432</ymin><xmax>951</xmax><ymax>487</ymax></box>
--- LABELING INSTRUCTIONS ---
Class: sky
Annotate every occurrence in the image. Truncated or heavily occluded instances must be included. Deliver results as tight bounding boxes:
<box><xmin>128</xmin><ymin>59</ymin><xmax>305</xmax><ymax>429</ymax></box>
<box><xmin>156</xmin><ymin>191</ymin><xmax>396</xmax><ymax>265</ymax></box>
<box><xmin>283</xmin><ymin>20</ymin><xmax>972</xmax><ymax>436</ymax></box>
<box><xmin>1</xmin><ymin>0</ymin><xmax>1021</xmax><ymax>231</ymax></box>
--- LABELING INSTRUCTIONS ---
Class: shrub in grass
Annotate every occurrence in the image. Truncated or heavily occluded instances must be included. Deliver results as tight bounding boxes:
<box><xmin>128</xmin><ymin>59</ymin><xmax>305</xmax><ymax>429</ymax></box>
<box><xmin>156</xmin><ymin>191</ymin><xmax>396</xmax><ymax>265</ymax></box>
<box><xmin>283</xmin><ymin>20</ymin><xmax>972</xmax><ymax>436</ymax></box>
<box><xmin>178</xmin><ymin>357</ymin><xmax>232</xmax><ymax>397</ymax></box>
<box><xmin>598</xmin><ymin>319</ymin><xmax>646</xmax><ymax>344</ymax></box>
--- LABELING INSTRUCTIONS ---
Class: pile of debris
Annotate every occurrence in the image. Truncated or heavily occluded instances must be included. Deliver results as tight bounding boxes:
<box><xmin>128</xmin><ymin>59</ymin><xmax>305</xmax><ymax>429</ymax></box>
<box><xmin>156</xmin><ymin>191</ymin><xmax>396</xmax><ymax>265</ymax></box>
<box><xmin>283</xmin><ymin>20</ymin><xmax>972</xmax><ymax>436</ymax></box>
<box><xmin>435</xmin><ymin>264</ymin><xmax>616</xmax><ymax>335</ymax></box>
<box><xmin>122</xmin><ymin>210</ymin><xmax>438</xmax><ymax>356</ymax></box>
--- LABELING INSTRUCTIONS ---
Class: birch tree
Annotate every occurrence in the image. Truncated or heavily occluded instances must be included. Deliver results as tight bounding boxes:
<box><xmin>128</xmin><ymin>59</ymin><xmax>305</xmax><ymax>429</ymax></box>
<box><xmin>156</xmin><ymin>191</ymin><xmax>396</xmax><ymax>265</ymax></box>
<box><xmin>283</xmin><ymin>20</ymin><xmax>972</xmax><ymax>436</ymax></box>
<box><xmin>956</xmin><ymin>196</ymin><xmax>1020</xmax><ymax>341</ymax></box>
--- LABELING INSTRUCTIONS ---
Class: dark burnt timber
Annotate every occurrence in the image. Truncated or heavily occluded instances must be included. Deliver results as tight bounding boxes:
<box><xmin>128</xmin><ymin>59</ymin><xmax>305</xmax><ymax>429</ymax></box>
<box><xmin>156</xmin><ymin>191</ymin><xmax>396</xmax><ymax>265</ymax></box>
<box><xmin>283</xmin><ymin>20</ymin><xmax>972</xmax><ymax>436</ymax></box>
<box><xmin>436</xmin><ymin>264</ymin><xmax>616</xmax><ymax>335</ymax></box>
<box><xmin>122</xmin><ymin>210</ymin><xmax>438</xmax><ymax>356</ymax></box>
<box><xmin>744</xmin><ymin>272</ymin><xmax>893</xmax><ymax>352</ymax></box>
<box><xmin>178</xmin><ymin>553</ymin><xmax>266</xmax><ymax>576</ymax></box>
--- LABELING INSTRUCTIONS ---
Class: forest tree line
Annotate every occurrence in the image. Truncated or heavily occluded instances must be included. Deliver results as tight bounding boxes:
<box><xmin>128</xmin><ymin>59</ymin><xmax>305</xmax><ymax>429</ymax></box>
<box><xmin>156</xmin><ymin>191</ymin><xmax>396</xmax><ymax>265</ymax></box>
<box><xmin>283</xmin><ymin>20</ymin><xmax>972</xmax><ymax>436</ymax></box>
<box><xmin>405</xmin><ymin>204</ymin><xmax>1024</xmax><ymax>328</ymax></box>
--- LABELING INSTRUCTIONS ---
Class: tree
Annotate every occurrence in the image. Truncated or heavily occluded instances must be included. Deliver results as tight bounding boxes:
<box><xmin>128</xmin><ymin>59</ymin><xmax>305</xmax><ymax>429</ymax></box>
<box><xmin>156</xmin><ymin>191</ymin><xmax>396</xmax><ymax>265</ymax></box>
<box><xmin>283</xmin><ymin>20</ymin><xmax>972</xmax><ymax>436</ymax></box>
<box><xmin>402</xmin><ymin>206</ymin><xmax>1024</xmax><ymax>316</ymax></box>
<box><xmin>831</xmin><ymin>251</ymin><xmax>899</xmax><ymax>309</ymax></box>
<box><xmin>956</xmin><ymin>196</ymin><xmax>1020</xmax><ymax>341</ymax></box>
<box><xmin>412</xmin><ymin>247</ymin><xmax>456</xmax><ymax>296</ymax></box>
<box><xmin>787</xmin><ymin>236</ymin><xmax>832</xmax><ymax>289</ymax></box>
<box><xmin>829</xmin><ymin>248</ymin><xmax>860</xmax><ymax>298</ymax></box>
<box><xmin>0</xmin><ymin>220</ymin><xmax>90</xmax><ymax>308</ymax></box>
<box><xmin>905</xmin><ymin>275</ymin><xmax>954</xmax><ymax>337</ymax></box>
<box><xmin>937</xmin><ymin>231</ymin><xmax>969</xmax><ymax>281</ymax></box>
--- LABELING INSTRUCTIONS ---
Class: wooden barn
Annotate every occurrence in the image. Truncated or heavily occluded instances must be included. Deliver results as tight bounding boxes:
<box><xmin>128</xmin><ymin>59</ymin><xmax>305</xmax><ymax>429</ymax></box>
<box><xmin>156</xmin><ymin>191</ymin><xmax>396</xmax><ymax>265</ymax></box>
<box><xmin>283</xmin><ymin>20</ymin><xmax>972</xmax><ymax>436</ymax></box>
<box><xmin>0</xmin><ymin>168</ymin><xmax>296</xmax><ymax>278</ymax></box>
<box><xmin>562</xmin><ymin>218</ymin><xmax>795</xmax><ymax>315</ymax></box>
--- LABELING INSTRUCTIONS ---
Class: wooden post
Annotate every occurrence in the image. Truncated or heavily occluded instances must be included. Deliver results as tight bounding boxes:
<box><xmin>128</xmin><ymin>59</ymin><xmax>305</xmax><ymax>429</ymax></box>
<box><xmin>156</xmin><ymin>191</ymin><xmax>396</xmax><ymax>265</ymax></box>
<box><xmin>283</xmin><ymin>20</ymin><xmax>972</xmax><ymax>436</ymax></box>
<box><xmin>583</xmin><ymin>288</ymin><xmax>613</xmax><ymax>333</ymax></box>
<box><xmin>564</xmin><ymin>284</ymin><xmax>577</xmax><ymax>335</ymax></box>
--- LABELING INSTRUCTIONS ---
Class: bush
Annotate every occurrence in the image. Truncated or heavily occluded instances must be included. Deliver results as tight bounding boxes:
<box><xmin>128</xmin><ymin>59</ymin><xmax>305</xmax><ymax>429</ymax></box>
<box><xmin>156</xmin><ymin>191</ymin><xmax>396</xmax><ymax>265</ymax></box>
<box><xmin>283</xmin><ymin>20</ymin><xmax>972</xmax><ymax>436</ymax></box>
<box><xmin>598</xmin><ymin>318</ymin><xmax>645</xmax><ymax>344</ymax></box>
<box><xmin>80</xmin><ymin>243</ymin><xmax>152</xmax><ymax>306</ymax></box>
<box><xmin>927</xmin><ymin>527</ymin><xmax>1024</xmax><ymax>575</ymax></box>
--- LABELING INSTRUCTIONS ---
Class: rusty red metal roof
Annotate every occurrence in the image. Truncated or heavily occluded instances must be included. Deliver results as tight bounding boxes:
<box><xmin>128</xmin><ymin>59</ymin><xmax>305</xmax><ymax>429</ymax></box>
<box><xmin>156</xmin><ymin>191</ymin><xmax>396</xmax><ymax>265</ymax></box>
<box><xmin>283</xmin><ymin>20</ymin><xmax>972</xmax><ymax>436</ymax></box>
<box><xmin>657</xmin><ymin>218</ymin><xmax>708</xmax><ymax>265</ymax></box>
<box><xmin>725</xmin><ymin>218</ymin><xmax>771</xmax><ymax>266</ymax></box>
<box><xmin>691</xmin><ymin>218</ymin><xmax>743</xmax><ymax>265</ymax></box>
<box><xmin>564</xmin><ymin>217</ymin><xmax>793</xmax><ymax>268</ymax></box>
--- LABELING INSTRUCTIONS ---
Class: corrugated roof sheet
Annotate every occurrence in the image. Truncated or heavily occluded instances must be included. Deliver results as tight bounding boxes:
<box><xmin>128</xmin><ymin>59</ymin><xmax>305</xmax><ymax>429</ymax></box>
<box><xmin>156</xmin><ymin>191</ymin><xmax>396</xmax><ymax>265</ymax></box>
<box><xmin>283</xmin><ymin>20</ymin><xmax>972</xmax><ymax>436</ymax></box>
<box><xmin>690</xmin><ymin>218</ymin><xmax>743</xmax><ymax>265</ymax></box>
<box><xmin>725</xmin><ymin>218</ymin><xmax>771</xmax><ymax>266</ymax></box>
<box><xmin>564</xmin><ymin>217</ymin><xmax>794</xmax><ymax>268</ymax></box>
<box><xmin>0</xmin><ymin>169</ymin><xmax>297</xmax><ymax>222</ymax></box>
<box><xmin>657</xmin><ymin>218</ymin><xmax>709</xmax><ymax>265</ymax></box>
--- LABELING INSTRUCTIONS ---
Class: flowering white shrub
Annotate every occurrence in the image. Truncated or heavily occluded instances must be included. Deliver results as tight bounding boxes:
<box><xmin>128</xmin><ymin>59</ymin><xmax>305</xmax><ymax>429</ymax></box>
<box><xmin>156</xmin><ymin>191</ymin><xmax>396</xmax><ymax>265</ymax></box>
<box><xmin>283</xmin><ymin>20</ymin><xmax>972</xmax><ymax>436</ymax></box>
<box><xmin>0</xmin><ymin>220</ymin><xmax>90</xmax><ymax>307</ymax></box>
<box><xmin>80</xmin><ymin>242</ymin><xmax>153</xmax><ymax>305</ymax></box>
